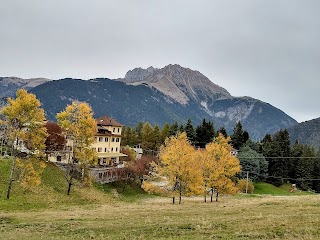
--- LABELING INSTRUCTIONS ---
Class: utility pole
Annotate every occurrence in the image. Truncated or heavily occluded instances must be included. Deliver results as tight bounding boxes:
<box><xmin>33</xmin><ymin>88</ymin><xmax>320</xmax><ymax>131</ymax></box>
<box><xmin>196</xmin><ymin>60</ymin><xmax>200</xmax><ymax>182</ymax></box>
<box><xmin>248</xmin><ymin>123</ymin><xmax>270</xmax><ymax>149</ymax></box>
<box><xmin>246</xmin><ymin>171</ymin><xmax>249</xmax><ymax>194</ymax></box>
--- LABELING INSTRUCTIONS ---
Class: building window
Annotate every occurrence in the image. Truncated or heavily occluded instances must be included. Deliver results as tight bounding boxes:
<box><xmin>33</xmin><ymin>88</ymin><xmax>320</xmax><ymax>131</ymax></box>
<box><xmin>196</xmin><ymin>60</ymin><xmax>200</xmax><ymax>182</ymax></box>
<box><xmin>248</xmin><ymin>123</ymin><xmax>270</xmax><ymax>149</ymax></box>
<box><xmin>112</xmin><ymin>138</ymin><xmax>115</xmax><ymax>142</ymax></box>
<box><xmin>111</xmin><ymin>147</ymin><xmax>113</xmax><ymax>152</ymax></box>
<box><xmin>105</xmin><ymin>148</ymin><xmax>107</xmax><ymax>152</ymax></box>
<box><xmin>57</xmin><ymin>156</ymin><xmax>62</xmax><ymax>162</ymax></box>
<box><xmin>103</xmin><ymin>158</ymin><xmax>107</xmax><ymax>164</ymax></box>
<box><xmin>113</xmin><ymin>128</ymin><xmax>115</xmax><ymax>132</ymax></box>
<box><xmin>115</xmin><ymin>147</ymin><xmax>118</xmax><ymax>152</ymax></box>
<box><xmin>99</xmin><ymin>137</ymin><xmax>103</xmax><ymax>142</ymax></box>
<box><xmin>105</xmin><ymin>137</ymin><xmax>108</xmax><ymax>142</ymax></box>
<box><xmin>116</xmin><ymin>138</ymin><xmax>120</xmax><ymax>142</ymax></box>
<box><xmin>98</xmin><ymin>147</ymin><xmax>102</xmax><ymax>152</ymax></box>
<box><xmin>118</xmin><ymin>128</ymin><xmax>120</xmax><ymax>133</ymax></box>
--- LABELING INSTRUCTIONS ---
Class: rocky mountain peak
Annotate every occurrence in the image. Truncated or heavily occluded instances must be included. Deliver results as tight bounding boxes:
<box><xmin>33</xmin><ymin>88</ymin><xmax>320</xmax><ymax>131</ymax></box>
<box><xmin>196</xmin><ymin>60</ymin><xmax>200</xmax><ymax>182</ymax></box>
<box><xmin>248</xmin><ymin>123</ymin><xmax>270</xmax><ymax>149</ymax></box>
<box><xmin>121</xmin><ymin>64</ymin><xmax>232</xmax><ymax>105</ymax></box>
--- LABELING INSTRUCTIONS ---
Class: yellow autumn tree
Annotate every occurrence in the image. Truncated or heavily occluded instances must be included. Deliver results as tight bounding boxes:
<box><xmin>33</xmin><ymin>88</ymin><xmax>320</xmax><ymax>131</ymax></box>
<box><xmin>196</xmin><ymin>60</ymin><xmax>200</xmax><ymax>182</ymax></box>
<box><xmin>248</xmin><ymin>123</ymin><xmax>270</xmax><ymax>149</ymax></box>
<box><xmin>1</xmin><ymin>89</ymin><xmax>47</xmax><ymax>197</ymax></box>
<box><xmin>157</xmin><ymin>132</ymin><xmax>201</xmax><ymax>204</ymax></box>
<box><xmin>198</xmin><ymin>134</ymin><xmax>241</xmax><ymax>202</ymax></box>
<box><xmin>57</xmin><ymin>101</ymin><xmax>97</xmax><ymax>194</ymax></box>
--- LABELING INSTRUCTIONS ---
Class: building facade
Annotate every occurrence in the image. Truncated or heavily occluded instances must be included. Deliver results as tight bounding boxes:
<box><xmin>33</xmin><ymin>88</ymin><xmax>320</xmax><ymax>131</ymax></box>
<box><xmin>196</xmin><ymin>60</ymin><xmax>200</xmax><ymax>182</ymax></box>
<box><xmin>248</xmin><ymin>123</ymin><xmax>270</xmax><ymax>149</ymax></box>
<box><xmin>48</xmin><ymin>116</ymin><xmax>126</xmax><ymax>166</ymax></box>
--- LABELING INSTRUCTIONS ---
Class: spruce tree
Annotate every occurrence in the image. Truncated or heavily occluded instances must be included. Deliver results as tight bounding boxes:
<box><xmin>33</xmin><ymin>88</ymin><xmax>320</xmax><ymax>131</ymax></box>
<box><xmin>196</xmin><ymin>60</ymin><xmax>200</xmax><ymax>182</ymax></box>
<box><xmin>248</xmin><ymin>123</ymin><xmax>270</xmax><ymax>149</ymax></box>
<box><xmin>231</xmin><ymin>121</ymin><xmax>245</xmax><ymax>150</ymax></box>
<box><xmin>217</xmin><ymin>127</ymin><xmax>228</xmax><ymax>138</ymax></box>
<box><xmin>268</xmin><ymin>129</ymin><xmax>291</xmax><ymax>186</ymax></box>
<box><xmin>169</xmin><ymin>122</ymin><xmax>179</xmax><ymax>136</ymax></box>
<box><xmin>295</xmin><ymin>145</ymin><xmax>315</xmax><ymax>190</ymax></box>
<box><xmin>160</xmin><ymin>123</ymin><xmax>170</xmax><ymax>144</ymax></box>
<box><xmin>184</xmin><ymin>119</ymin><xmax>196</xmax><ymax>144</ymax></box>
<box><xmin>195</xmin><ymin>119</ymin><xmax>215</xmax><ymax>148</ymax></box>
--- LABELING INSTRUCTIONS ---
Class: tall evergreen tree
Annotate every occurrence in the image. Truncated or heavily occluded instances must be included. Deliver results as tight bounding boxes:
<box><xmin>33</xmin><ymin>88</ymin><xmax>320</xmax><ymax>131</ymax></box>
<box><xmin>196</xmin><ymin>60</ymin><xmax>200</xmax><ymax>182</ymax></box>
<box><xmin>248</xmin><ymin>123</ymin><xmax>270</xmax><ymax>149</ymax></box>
<box><xmin>184</xmin><ymin>119</ymin><xmax>196</xmax><ymax>144</ymax></box>
<box><xmin>134</xmin><ymin>122</ymin><xmax>144</xmax><ymax>144</ymax></box>
<box><xmin>290</xmin><ymin>140</ymin><xmax>304</xmax><ymax>179</ymax></box>
<box><xmin>216</xmin><ymin>127</ymin><xmax>228</xmax><ymax>138</ymax></box>
<box><xmin>160</xmin><ymin>123</ymin><xmax>170</xmax><ymax>144</ymax></box>
<box><xmin>313</xmin><ymin>151</ymin><xmax>320</xmax><ymax>193</ymax></box>
<box><xmin>169</xmin><ymin>122</ymin><xmax>179</xmax><ymax>136</ymax></box>
<box><xmin>141</xmin><ymin>122</ymin><xmax>155</xmax><ymax>152</ymax></box>
<box><xmin>237</xmin><ymin>146</ymin><xmax>268</xmax><ymax>182</ymax></box>
<box><xmin>231</xmin><ymin>121</ymin><xmax>246</xmax><ymax>150</ymax></box>
<box><xmin>267</xmin><ymin>129</ymin><xmax>291</xmax><ymax>186</ymax></box>
<box><xmin>195</xmin><ymin>119</ymin><xmax>215</xmax><ymax>148</ymax></box>
<box><xmin>153</xmin><ymin>125</ymin><xmax>161</xmax><ymax>151</ymax></box>
<box><xmin>295</xmin><ymin>145</ymin><xmax>315</xmax><ymax>190</ymax></box>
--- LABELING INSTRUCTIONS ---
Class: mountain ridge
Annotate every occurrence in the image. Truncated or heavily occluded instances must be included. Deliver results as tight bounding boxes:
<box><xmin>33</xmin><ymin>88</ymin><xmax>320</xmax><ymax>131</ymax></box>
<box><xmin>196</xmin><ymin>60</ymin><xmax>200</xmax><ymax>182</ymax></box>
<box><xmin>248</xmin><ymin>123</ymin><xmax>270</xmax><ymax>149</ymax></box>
<box><xmin>1</xmin><ymin>64</ymin><xmax>298</xmax><ymax>139</ymax></box>
<box><xmin>288</xmin><ymin>117</ymin><xmax>320</xmax><ymax>149</ymax></box>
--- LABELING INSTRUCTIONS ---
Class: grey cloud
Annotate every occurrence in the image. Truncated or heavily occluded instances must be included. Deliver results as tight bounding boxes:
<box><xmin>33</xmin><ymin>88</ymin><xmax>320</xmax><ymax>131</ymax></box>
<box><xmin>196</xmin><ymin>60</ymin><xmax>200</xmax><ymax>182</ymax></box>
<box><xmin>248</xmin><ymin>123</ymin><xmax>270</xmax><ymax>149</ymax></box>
<box><xmin>1</xmin><ymin>0</ymin><xmax>320</xmax><ymax>122</ymax></box>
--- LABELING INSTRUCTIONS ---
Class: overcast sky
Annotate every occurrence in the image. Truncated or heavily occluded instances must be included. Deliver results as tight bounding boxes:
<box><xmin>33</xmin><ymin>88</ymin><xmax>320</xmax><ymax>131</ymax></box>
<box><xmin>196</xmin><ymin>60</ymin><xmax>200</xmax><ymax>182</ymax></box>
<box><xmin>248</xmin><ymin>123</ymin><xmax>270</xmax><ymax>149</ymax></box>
<box><xmin>1</xmin><ymin>0</ymin><xmax>319</xmax><ymax>122</ymax></box>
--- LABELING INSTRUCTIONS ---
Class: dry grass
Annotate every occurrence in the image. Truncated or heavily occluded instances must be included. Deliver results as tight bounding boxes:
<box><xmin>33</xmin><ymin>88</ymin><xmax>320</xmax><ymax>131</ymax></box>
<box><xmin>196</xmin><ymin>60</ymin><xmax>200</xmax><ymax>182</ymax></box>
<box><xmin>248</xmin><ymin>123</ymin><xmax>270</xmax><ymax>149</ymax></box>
<box><xmin>1</xmin><ymin>194</ymin><xmax>319</xmax><ymax>239</ymax></box>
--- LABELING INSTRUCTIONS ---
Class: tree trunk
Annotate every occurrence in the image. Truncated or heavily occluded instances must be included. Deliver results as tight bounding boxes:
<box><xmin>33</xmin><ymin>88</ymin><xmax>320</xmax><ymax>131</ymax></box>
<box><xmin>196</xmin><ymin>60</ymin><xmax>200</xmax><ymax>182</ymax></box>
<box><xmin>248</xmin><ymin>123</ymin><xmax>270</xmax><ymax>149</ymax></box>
<box><xmin>216</xmin><ymin>190</ymin><xmax>219</xmax><ymax>202</ymax></box>
<box><xmin>67</xmin><ymin>176</ymin><xmax>73</xmax><ymax>195</ymax></box>
<box><xmin>7</xmin><ymin>136</ymin><xmax>18</xmax><ymax>199</ymax></box>
<box><xmin>204</xmin><ymin>190</ymin><xmax>207</xmax><ymax>203</ymax></box>
<box><xmin>6</xmin><ymin>157</ymin><xmax>16</xmax><ymax>199</ymax></box>
<box><xmin>179</xmin><ymin>188</ymin><xmax>182</xmax><ymax>204</ymax></box>
<box><xmin>172</xmin><ymin>196</ymin><xmax>175</xmax><ymax>204</ymax></box>
<box><xmin>210</xmin><ymin>188</ymin><xmax>214</xmax><ymax>202</ymax></box>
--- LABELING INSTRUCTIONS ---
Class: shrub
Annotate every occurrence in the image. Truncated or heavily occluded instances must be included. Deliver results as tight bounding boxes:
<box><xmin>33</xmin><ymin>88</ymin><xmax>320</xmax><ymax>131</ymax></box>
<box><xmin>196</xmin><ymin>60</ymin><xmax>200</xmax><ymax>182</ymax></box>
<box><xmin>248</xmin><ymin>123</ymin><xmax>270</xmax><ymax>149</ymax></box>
<box><xmin>237</xmin><ymin>179</ymin><xmax>254</xmax><ymax>193</ymax></box>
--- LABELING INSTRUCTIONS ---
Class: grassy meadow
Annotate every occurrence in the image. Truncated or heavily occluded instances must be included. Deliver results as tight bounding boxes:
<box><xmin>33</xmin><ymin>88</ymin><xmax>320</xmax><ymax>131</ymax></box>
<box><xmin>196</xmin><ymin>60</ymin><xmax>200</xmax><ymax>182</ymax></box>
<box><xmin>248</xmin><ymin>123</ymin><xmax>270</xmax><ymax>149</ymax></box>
<box><xmin>1</xmin><ymin>157</ymin><xmax>320</xmax><ymax>239</ymax></box>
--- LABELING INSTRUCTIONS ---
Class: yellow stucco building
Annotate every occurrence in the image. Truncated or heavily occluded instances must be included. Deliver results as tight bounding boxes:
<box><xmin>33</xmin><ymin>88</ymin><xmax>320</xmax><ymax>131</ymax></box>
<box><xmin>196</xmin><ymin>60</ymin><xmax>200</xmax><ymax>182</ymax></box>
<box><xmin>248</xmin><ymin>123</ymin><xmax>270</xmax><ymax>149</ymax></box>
<box><xmin>93</xmin><ymin>116</ymin><xmax>126</xmax><ymax>166</ymax></box>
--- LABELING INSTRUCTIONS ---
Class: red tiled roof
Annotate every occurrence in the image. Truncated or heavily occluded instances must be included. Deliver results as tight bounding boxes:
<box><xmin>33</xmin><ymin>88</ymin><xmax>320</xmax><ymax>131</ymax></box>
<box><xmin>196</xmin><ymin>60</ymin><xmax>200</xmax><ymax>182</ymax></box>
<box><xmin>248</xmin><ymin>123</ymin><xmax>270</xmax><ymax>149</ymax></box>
<box><xmin>96</xmin><ymin>116</ymin><xmax>124</xmax><ymax>127</ymax></box>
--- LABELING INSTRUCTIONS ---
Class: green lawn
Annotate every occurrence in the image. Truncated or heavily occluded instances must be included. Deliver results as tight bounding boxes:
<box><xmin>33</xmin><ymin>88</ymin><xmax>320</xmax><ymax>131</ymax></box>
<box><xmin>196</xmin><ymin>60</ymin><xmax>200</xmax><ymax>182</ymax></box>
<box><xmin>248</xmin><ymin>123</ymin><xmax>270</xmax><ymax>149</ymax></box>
<box><xmin>253</xmin><ymin>182</ymin><xmax>314</xmax><ymax>196</ymax></box>
<box><xmin>1</xmin><ymin>157</ymin><xmax>320</xmax><ymax>239</ymax></box>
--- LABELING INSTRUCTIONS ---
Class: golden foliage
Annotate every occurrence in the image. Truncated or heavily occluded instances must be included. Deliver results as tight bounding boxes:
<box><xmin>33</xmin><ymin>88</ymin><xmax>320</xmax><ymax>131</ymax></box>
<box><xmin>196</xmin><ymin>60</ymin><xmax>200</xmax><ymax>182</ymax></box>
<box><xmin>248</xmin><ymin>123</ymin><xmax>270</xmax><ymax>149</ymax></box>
<box><xmin>16</xmin><ymin>158</ymin><xmax>46</xmax><ymax>191</ymax></box>
<box><xmin>142</xmin><ymin>181</ymin><xmax>170</xmax><ymax>196</ymax></box>
<box><xmin>155</xmin><ymin>133</ymin><xmax>241</xmax><ymax>197</ymax></box>
<box><xmin>237</xmin><ymin>179</ymin><xmax>255</xmax><ymax>193</ymax></box>
<box><xmin>1</xmin><ymin>89</ymin><xmax>48</xmax><ymax>190</ymax></box>
<box><xmin>57</xmin><ymin>101</ymin><xmax>98</xmax><ymax>182</ymax></box>
<box><xmin>1</xmin><ymin>89</ymin><xmax>47</xmax><ymax>156</ymax></box>
<box><xmin>157</xmin><ymin>132</ymin><xmax>202</xmax><ymax>195</ymax></box>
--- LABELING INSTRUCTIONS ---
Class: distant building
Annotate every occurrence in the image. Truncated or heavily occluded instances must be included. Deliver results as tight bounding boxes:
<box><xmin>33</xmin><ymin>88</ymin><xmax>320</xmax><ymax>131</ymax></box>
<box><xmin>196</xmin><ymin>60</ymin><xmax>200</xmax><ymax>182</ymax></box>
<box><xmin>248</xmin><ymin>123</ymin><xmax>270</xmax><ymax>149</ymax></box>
<box><xmin>230</xmin><ymin>148</ymin><xmax>239</xmax><ymax>156</ymax></box>
<box><xmin>49</xmin><ymin>116</ymin><xmax>127</xmax><ymax>183</ymax></box>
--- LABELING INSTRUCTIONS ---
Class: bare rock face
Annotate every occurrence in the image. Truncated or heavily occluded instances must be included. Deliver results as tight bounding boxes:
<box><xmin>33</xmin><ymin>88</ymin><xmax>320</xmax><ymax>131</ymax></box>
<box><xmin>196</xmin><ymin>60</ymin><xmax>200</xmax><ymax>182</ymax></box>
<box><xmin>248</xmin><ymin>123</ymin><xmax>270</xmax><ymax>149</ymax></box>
<box><xmin>121</xmin><ymin>64</ymin><xmax>232</xmax><ymax>105</ymax></box>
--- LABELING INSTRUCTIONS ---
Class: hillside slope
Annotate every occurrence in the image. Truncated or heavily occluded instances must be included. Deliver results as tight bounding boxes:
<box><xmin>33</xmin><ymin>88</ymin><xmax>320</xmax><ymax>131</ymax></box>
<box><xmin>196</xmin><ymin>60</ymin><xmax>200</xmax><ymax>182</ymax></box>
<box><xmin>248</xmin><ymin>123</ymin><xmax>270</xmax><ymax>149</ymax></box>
<box><xmin>0</xmin><ymin>77</ymin><xmax>52</xmax><ymax>98</ymax></box>
<box><xmin>288</xmin><ymin>117</ymin><xmax>320</xmax><ymax>149</ymax></box>
<box><xmin>30</xmin><ymin>75</ymin><xmax>296</xmax><ymax>139</ymax></box>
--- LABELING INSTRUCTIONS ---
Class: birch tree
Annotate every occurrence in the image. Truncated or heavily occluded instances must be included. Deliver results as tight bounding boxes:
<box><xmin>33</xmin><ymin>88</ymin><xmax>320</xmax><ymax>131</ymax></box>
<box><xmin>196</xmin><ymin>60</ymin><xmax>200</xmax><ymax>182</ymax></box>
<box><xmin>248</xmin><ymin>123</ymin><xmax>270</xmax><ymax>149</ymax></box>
<box><xmin>158</xmin><ymin>132</ymin><xmax>201</xmax><ymax>204</ymax></box>
<box><xmin>199</xmin><ymin>134</ymin><xmax>241</xmax><ymax>202</ymax></box>
<box><xmin>57</xmin><ymin>101</ymin><xmax>97</xmax><ymax>195</ymax></box>
<box><xmin>1</xmin><ymin>89</ymin><xmax>47</xmax><ymax>198</ymax></box>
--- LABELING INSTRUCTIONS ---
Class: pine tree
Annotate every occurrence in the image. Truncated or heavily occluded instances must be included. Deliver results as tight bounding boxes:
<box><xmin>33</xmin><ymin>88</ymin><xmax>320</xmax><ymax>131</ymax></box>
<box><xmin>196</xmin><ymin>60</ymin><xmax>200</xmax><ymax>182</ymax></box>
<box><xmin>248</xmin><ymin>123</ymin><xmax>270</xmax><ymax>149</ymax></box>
<box><xmin>195</xmin><ymin>119</ymin><xmax>215</xmax><ymax>148</ymax></box>
<box><xmin>267</xmin><ymin>129</ymin><xmax>291</xmax><ymax>186</ymax></box>
<box><xmin>141</xmin><ymin>122</ymin><xmax>155</xmax><ymax>152</ymax></box>
<box><xmin>216</xmin><ymin>127</ymin><xmax>228</xmax><ymax>138</ymax></box>
<box><xmin>313</xmin><ymin>151</ymin><xmax>320</xmax><ymax>193</ymax></box>
<box><xmin>184</xmin><ymin>119</ymin><xmax>196</xmax><ymax>144</ymax></box>
<box><xmin>160</xmin><ymin>123</ymin><xmax>170</xmax><ymax>144</ymax></box>
<box><xmin>295</xmin><ymin>145</ymin><xmax>315</xmax><ymax>190</ymax></box>
<box><xmin>231</xmin><ymin>121</ymin><xmax>245</xmax><ymax>150</ymax></box>
<box><xmin>153</xmin><ymin>125</ymin><xmax>161</xmax><ymax>151</ymax></box>
<box><xmin>169</xmin><ymin>122</ymin><xmax>179</xmax><ymax>136</ymax></box>
<box><xmin>237</xmin><ymin>146</ymin><xmax>268</xmax><ymax>182</ymax></box>
<box><xmin>134</xmin><ymin>122</ymin><xmax>144</xmax><ymax>144</ymax></box>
